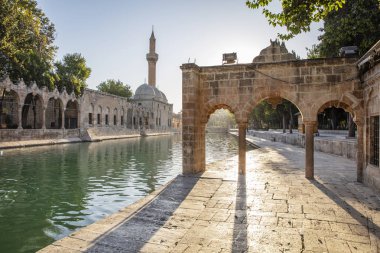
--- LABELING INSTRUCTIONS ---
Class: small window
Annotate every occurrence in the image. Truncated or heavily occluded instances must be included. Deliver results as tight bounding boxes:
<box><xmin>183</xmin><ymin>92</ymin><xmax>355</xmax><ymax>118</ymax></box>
<box><xmin>114</xmin><ymin>115</ymin><xmax>117</xmax><ymax>125</ymax></box>
<box><xmin>120</xmin><ymin>116</ymin><xmax>124</xmax><ymax>125</ymax></box>
<box><xmin>88</xmin><ymin>113</ymin><xmax>93</xmax><ymax>125</ymax></box>
<box><xmin>105</xmin><ymin>115</ymin><xmax>109</xmax><ymax>125</ymax></box>
<box><xmin>97</xmin><ymin>114</ymin><xmax>101</xmax><ymax>124</ymax></box>
<box><xmin>370</xmin><ymin>116</ymin><xmax>379</xmax><ymax>167</ymax></box>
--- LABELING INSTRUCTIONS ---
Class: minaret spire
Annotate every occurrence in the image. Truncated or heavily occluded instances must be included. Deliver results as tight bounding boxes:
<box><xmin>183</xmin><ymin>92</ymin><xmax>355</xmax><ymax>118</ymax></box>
<box><xmin>146</xmin><ymin>26</ymin><xmax>158</xmax><ymax>87</ymax></box>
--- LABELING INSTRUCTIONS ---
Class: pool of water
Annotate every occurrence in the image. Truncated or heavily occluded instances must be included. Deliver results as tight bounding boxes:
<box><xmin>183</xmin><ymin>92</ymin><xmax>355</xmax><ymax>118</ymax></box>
<box><xmin>0</xmin><ymin>133</ymin><xmax>242</xmax><ymax>252</ymax></box>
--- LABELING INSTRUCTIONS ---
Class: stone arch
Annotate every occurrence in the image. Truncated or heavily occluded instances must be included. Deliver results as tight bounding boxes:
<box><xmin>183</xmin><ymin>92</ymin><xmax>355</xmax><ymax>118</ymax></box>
<box><xmin>314</xmin><ymin>95</ymin><xmax>363</xmax><ymax>123</ymax></box>
<box><xmin>242</xmin><ymin>91</ymin><xmax>305</xmax><ymax>123</ymax></box>
<box><xmin>65</xmin><ymin>100</ymin><xmax>79</xmax><ymax>129</ymax></box>
<box><xmin>202</xmin><ymin>98</ymin><xmax>239</xmax><ymax>124</ymax></box>
<box><xmin>89</xmin><ymin>103</ymin><xmax>95</xmax><ymax>125</ymax></box>
<box><xmin>105</xmin><ymin>107</ymin><xmax>110</xmax><ymax>125</ymax></box>
<box><xmin>97</xmin><ymin>105</ymin><xmax>102</xmax><ymax>125</ymax></box>
<box><xmin>113</xmin><ymin>108</ymin><xmax>118</xmax><ymax>126</ymax></box>
<box><xmin>0</xmin><ymin>89</ymin><xmax>19</xmax><ymax>129</ymax></box>
<box><xmin>22</xmin><ymin>93</ymin><xmax>44</xmax><ymax>129</ymax></box>
<box><xmin>45</xmin><ymin>97</ymin><xmax>63</xmax><ymax>129</ymax></box>
<box><xmin>120</xmin><ymin>107</ymin><xmax>125</xmax><ymax>126</ymax></box>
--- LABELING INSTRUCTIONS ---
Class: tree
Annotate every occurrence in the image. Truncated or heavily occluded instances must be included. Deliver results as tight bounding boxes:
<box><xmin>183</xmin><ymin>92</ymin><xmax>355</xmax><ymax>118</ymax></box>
<box><xmin>97</xmin><ymin>79</ymin><xmax>133</xmax><ymax>99</ymax></box>
<box><xmin>309</xmin><ymin>0</ymin><xmax>380</xmax><ymax>57</ymax></box>
<box><xmin>248</xmin><ymin>100</ymin><xmax>299</xmax><ymax>131</ymax></box>
<box><xmin>246</xmin><ymin>0</ymin><xmax>346</xmax><ymax>40</ymax></box>
<box><xmin>55</xmin><ymin>53</ymin><xmax>91</xmax><ymax>95</ymax></box>
<box><xmin>0</xmin><ymin>0</ymin><xmax>57</xmax><ymax>88</ymax></box>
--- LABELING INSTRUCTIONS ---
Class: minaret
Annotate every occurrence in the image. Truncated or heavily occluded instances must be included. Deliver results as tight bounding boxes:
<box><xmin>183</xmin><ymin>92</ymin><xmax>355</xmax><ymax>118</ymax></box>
<box><xmin>146</xmin><ymin>29</ymin><xmax>158</xmax><ymax>87</ymax></box>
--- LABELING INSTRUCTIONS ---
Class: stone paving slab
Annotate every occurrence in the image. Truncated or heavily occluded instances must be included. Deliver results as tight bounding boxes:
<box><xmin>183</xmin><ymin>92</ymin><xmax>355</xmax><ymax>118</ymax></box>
<box><xmin>38</xmin><ymin>136</ymin><xmax>380</xmax><ymax>253</ymax></box>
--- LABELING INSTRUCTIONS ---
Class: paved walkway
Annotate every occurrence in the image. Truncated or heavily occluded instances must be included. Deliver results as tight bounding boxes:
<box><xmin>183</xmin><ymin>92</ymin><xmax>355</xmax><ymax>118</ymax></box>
<box><xmin>39</xmin><ymin>137</ymin><xmax>380</xmax><ymax>253</ymax></box>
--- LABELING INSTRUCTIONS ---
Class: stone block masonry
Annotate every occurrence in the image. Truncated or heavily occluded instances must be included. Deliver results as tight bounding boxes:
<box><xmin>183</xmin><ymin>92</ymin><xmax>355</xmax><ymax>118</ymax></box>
<box><xmin>38</xmin><ymin>136</ymin><xmax>380</xmax><ymax>253</ymax></box>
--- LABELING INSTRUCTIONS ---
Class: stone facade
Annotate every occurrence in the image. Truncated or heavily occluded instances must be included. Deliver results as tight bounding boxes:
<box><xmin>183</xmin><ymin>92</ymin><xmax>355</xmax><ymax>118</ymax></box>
<box><xmin>360</xmin><ymin>40</ymin><xmax>380</xmax><ymax>191</ymax></box>
<box><xmin>131</xmin><ymin>30</ymin><xmax>173</xmax><ymax>130</ymax></box>
<box><xmin>0</xmin><ymin>31</ymin><xmax>173</xmax><ymax>142</ymax></box>
<box><xmin>182</xmin><ymin>40</ymin><xmax>380</xmax><ymax>192</ymax></box>
<box><xmin>0</xmin><ymin>78</ymin><xmax>152</xmax><ymax>141</ymax></box>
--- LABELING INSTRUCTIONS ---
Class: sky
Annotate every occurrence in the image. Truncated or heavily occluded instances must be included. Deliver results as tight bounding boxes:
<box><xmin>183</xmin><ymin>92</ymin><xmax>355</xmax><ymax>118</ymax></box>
<box><xmin>36</xmin><ymin>0</ymin><xmax>322</xmax><ymax>113</ymax></box>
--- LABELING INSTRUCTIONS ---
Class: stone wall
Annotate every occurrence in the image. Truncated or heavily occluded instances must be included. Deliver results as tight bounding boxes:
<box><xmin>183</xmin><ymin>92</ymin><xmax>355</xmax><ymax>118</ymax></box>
<box><xmin>247</xmin><ymin>130</ymin><xmax>357</xmax><ymax>160</ymax></box>
<box><xmin>360</xmin><ymin>40</ymin><xmax>380</xmax><ymax>192</ymax></box>
<box><xmin>0</xmin><ymin>129</ymin><xmax>81</xmax><ymax>141</ymax></box>
<box><xmin>181</xmin><ymin>40</ymin><xmax>362</xmax><ymax>175</ymax></box>
<box><xmin>0</xmin><ymin>78</ymin><xmax>173</xmax><ymax>142</ymax></box>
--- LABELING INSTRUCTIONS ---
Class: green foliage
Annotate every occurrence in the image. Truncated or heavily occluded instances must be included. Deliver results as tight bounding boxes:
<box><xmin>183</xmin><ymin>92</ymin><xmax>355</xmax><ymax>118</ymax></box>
<box><xmin>0</xmin><ymin>0</ymin><xmax>57</xmax><ymax>88</ymax></box>
<box><xmin>246</xmin><ymin>0</ymin><xmax>346</xmax><ymax>40</ymax></box>
<box><xmin>249</xmin><ymin>100</ymin><xmax>299</xmax><ymax>129</ymax></box>
<box><xmin>313</xmin><ymin>0</ymin><xmax>380</xmax><ymax>57</ymax></box>
<box><xmin>207</xmin><ymin>109</ymin><xmax>236</xmax><ymax>128</ymax></box>
<box><xmin>97</xmin><ymin>79</ymin><xmax>133</xmax><ymax>99</ymax></box>
<box><xmin>306</xmin><ymin>44</ymin><xmax>322</xmax><ymax>59</ymax></box>
<box><xmin>55</xmin><ymin>53</ymin><xmax>91</xmax><ymax>95</ymax></box>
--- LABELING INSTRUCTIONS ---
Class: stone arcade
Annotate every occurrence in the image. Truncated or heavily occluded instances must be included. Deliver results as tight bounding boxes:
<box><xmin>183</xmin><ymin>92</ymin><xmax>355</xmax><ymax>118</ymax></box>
<box><xmin>0</xmin><ymin>31</ymin><xmax>173</xmax><ymax>141</ymax></box>
<box><xmin>181</xmin><ymin>40</ymin><xmax>380</xmax><ymax>192</ymax></box>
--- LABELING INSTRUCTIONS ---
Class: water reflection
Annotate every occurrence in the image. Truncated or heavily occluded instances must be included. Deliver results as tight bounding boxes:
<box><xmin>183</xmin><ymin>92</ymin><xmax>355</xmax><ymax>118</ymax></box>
<box><xmin>0</xmin><ymin>133</ymin><xmax>240</xmax><ymax>252</ymax></box>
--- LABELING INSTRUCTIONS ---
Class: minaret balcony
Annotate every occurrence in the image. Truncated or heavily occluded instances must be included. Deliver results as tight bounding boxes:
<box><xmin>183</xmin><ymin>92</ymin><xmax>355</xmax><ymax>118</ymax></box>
<box><xmin>146</xmin><ymin>53</ymin><xmax>158</xmax><ymax>61</ymax></box>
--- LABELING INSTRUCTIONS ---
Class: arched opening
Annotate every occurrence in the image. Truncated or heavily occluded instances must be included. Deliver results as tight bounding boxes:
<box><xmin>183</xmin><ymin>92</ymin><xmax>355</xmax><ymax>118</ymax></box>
<box><xmin>317</xmin><ymin>101</ymin><xmax>356</xmax><ymax>138</ymax></box>
<box><xmin>45</xmin><ymin>98</ymin><xmax>63</xmax><ymax>129</ymax></box>
<box><xmin>0</xmin><ymin>89</ymin><xmax>19</xmax><ymax>129</ymax></box>
<box><xmin>113</xmin><ymin>108</ymin><xmax>118</xmax><ymax>126</ymax></box>
<box><xmin>120</xmin><ymin>108</ymin><xmax>124</xmax><ymax>126</ymax></box>
<box><xmin>22</xmin><ymin>93</ymin><xmax>43</xmax><ymax>129</ymax></box>
<box><xmin>88</xmin><ymin>103</ymin><xmax>94</xmax><ymax>126</ymax></box>
<box><xmin>248</xmin><ymin>97</ymin><xmax>301</xmax><ymax>134</ymax></box>
<box><xmin>316</xmin><ymin>100</ymin><xmax>359</xmax><ymax>162</ymax></box>
<box><xmin>205</xmin><ymin>108</ymin><xmax>240</xmax><ymax>165</ymax></box>
<box><xmin>105</xmin><ymin>107</ymin><xmax>110</xmax><ymax>126</ymax></box>
<box><xmin>65</xmin><ymin>100</ymin><xmax>79</xmax><ymax>129</ymax></box>
<box><xmin>97</xmin><ymin>105</ymin><xmax>102</xmax><ymax>125</ymax></box>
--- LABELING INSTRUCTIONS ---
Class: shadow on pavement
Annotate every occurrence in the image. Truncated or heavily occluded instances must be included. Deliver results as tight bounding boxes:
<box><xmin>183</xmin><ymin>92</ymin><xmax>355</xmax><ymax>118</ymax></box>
<box><xmin>84</xmin><ymin>175</ymin><xmax>200</xmax><ymax>253</ymax></box>
<box><xmin>311</xmin><ymin>180</ymin><xmax>380</xmax><ymax>234</ymax></box>
<box><xmin>232</xmin><ymin>174</ymin><xmax>248</xmax><ymax>252</ymax></box>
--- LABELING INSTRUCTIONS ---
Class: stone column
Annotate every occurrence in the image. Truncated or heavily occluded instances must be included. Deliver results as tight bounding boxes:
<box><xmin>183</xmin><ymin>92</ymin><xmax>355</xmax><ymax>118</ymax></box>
<box><xmin>304</xmin><ymin>121</ymin><xmax>316</xmax><ymax>179</ymax></box>
<box><xmin>61</xmin><ymin>108</ymin><xmax>66</xmax><ymax>129</ymax></box>
<box><xmin>18</xmin><ymin>105</ymin><xmax>23</xmax><ymax>129</ymax></box>
<box><xmin>42</xmin><ymin>107</ymin><xmax>46</xmax><ymax>129</ymax></box>
<box><xmin>238</xmin><ymin>123</ymin><xmax>247</xmax><ymax>175</ymax></box>
<box><xmin>181</xmin><ymin>63</ymin><xmax>203</xmax><ymax>174</ymax></box>
<box><xmin>355</xmin><ymin>121</ymin><xmax>364</xmax><ymax>182</ymax></box>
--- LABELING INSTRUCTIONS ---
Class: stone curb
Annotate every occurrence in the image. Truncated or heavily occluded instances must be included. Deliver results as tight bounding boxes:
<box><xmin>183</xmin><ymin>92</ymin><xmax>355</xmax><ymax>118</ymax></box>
<box><xmin>37</xmin><ymin>175</ymin><xmax>181</xmax><ymax>252</ymax></box>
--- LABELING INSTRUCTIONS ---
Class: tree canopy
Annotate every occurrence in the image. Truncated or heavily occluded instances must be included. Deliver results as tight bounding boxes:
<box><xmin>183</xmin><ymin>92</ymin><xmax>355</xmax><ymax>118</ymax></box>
<box><xmin>207</xmin><ymin>109</ymin><xmax>236</xmax><ymax>129</ymax></box>
<box><xmin>0</xmin><ymin>0</ymin><xmax>57</xmax><ymax>88</ymax></box>
<box><xmin>308</xmin><ymin>0</ymin><xmax>380</xmax><ymax>57</ymax></box>
<box><xmin>249</xmin><ymin>100</ymin><xmax>299</xmax><ymax>131</ymax></box>
<box><xmin>97</xmin><ymin>79</ymin><xmax>133</xmax><ymax>99</ymax></box>
<box><xmin>55</xmin><ymin>53</ymin><xmax>91</xmax><ymax>95</ymax></box>
<box><xmin>246</xmin><ymin>0</ymin><xmax>347</xmax><ymax>40</ymax></box>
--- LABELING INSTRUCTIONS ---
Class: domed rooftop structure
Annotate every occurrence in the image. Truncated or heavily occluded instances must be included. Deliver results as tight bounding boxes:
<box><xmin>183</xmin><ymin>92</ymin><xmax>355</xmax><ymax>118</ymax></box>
<box><xmin>133</xmin><ymin>83</ymin><xmax>168</xmax><ymax>103</ymax></box>
<box><xmin>252</xmin><ymin>39</ymin><xmax>296</xmax><ymax>63</ymax></box>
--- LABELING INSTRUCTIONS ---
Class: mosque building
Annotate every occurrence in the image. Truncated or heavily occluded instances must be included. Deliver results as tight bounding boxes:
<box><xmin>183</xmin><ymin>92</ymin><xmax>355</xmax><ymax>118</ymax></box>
<box><xmin>0</xmin><ymin>30</ymin><xmax>173</xmax><ymax>141</ymax></box>
<box><xmin>132</xmin><ymin>30</ymin><xmax>173</xmax><ymax>130</ymax></box>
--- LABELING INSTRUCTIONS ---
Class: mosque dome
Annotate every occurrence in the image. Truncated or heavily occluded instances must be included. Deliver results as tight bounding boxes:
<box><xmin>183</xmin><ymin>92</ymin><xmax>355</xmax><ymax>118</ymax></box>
<box><xmin>133</xmin><ymin>83</ymin><xmax>168</xmax><ymax>103</ymax></box>
<box><xmin>134</xmin><ymin>83</ymin><xmax>155</xmax><ymax>100</ymax></box>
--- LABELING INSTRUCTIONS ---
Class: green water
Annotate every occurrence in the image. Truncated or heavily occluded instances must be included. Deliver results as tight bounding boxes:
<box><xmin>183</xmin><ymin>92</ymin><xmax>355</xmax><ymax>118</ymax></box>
<box><xmin>0</xmin><ymin>133</ymin><xmax>241</xmax><ymax>252</ymax></box>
